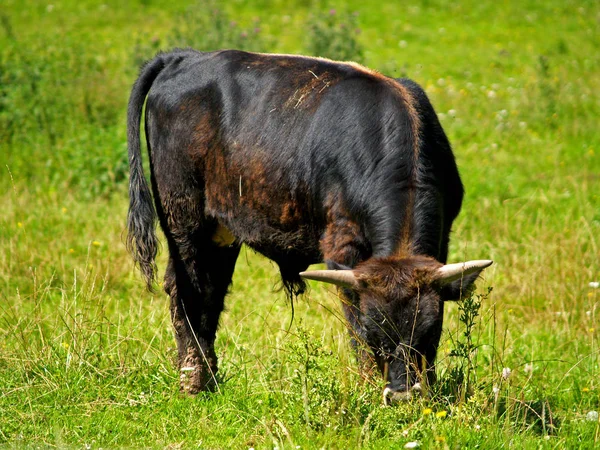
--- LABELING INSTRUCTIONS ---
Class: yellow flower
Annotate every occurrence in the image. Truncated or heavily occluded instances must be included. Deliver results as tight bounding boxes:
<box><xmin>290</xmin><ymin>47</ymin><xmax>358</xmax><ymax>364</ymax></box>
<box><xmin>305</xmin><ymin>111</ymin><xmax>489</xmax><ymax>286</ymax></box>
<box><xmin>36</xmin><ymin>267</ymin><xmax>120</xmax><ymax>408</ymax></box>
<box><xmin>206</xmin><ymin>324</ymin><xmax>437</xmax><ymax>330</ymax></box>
<box><xmin>582</xmin><ymin>387</ymin><xmax>590</xmax><ymax>392</ymax></box>
<box><xmin>435</xmin><ymin>436</ymin><xmax>446</xmax><ymax>442</ymax></box>
<box><xmin>92</xmin><ymin>241</ymin><xmax>101</xmax><ymax>247</ymax></box>
<box><xmin>17</xmin><ymin>222</ymin><xmax>22</xmax><ymax>228</ymax></box>
<box><xmin>435</xmin><ymin>410</ymin><xmax>447</xmax><ymax>418</ymax></box>
<box><xmin>62</xmin><ymin>207</ymin><xmax>67</xmax><ymax>213</ymax></box>
<box><xmin>423</xmin><ymin>408</ymin><xmax>433</xmax><ymax>416</ymax></box>
<box><xmin>68</xmin><ymin>248</ymin><xmax>75</xmax><ymax>254</ymax></box>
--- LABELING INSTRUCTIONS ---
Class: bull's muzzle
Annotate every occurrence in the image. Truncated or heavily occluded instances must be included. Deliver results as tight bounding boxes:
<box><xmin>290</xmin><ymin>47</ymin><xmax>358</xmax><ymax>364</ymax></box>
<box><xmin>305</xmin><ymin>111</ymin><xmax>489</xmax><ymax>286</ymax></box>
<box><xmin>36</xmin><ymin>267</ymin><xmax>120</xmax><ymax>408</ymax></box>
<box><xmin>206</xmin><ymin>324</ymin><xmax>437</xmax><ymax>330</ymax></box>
<box><xmin>382</xmin><ymin>382</ymin><xmax>423</xmax><ymax>405</ymax></box>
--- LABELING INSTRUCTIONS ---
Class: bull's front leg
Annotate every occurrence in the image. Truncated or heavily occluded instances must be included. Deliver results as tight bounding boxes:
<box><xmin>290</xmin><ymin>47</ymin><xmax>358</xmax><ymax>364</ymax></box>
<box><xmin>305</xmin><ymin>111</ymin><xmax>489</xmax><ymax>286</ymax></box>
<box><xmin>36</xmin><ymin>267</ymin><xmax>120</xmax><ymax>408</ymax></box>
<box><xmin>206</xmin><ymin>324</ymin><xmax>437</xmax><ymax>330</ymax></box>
<box><xmin>319</xmin><ymin>194</ymin><xmax>374</xmax><ymax>376</ymax></box>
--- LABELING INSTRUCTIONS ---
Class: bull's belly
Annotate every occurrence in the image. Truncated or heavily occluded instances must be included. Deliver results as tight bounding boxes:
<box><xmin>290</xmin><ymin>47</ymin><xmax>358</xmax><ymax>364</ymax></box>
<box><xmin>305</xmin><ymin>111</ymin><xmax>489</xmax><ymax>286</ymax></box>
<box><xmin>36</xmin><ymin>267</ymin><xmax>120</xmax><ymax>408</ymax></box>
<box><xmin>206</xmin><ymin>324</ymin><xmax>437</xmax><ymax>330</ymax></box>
<box><xmin>211</xmin><ymin>215</ymin><xmax>322</xmax><ymax>265</ymax></box>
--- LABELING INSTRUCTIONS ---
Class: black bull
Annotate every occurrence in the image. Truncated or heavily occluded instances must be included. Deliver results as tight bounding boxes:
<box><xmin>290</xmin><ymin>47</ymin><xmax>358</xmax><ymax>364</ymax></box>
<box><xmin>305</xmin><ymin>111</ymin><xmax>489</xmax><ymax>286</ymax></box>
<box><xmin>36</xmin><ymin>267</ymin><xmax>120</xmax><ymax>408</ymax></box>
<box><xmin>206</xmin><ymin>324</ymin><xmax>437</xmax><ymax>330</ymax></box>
<box><xmin>126</xmin><ymin>49</ymin><xmax>492</xmax><ymax>403</ymax></box>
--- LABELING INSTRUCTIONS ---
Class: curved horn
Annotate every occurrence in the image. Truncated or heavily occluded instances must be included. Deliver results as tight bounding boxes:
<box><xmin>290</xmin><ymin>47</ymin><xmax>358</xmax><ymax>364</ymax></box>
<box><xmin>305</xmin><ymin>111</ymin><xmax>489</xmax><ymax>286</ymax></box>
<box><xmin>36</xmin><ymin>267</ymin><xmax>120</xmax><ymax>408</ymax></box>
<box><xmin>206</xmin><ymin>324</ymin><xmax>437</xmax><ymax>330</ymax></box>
<box><xmin>299</xmin><ymin>270</ymin><xmax>359</xmax><ymax>289</ymax></box>
<box><xmin>437</xmin><ymin>260</ymin><xmax>493</xmax><ymax>284</ymax></box>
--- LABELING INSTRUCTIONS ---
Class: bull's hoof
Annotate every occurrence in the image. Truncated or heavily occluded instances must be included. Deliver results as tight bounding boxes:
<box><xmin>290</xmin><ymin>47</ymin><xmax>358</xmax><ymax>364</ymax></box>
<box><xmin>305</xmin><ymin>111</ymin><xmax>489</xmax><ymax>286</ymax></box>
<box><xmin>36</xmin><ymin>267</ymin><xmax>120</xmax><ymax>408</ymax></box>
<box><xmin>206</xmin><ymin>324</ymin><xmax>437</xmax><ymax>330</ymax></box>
<box><xmin>383</xmin><ymin>383</ymin><xmax>423</xmax><ymax>405</ymax></box>
<box><xmin>179</xmin><ymin>366</ymin><xmax>218</xmax><ymax>395</ymax></box>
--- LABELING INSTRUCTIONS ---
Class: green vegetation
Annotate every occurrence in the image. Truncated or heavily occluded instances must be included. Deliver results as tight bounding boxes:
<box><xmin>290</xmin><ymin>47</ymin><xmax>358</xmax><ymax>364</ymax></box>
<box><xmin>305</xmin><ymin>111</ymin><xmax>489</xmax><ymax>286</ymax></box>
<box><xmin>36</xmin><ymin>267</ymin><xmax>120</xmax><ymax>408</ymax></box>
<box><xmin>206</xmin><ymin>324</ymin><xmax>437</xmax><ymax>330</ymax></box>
<box><xmin>1</xmin><ymin>0</ymin><xmax>599</xmax><ymax>447</ymax></box>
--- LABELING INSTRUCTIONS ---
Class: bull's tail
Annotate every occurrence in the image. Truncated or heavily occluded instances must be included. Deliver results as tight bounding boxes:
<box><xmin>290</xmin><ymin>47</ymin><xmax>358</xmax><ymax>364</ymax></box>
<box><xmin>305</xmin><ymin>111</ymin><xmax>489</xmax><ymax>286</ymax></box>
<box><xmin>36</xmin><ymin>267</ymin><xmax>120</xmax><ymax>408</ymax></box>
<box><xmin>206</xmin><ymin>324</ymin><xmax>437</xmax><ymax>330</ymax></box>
<box><xmin>126</xmin><ymin>54</ymin><xmax>168</xmax><ymax>291</ymax></box>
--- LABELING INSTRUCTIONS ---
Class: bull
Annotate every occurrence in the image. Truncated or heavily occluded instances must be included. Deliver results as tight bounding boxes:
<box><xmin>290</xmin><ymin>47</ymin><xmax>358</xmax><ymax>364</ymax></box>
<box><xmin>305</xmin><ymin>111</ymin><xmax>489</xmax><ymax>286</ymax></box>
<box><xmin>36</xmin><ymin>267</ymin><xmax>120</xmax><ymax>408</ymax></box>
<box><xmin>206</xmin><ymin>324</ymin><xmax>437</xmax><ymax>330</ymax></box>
<box><xmin>126</xmin><ymin>49</ymin><xmax>492</xmax><ymax>404</ymax></box>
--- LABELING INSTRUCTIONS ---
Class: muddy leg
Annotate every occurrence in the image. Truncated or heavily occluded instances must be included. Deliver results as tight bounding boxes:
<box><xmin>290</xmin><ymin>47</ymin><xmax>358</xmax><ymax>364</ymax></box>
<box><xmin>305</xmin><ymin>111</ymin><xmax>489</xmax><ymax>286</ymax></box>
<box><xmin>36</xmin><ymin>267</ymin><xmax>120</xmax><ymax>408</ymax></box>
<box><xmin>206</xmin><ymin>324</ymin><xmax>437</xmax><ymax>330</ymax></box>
<box><xmin>164</xmin><ymin>243</ymin><xmax>240</xmax><ymax>394</ymax></box>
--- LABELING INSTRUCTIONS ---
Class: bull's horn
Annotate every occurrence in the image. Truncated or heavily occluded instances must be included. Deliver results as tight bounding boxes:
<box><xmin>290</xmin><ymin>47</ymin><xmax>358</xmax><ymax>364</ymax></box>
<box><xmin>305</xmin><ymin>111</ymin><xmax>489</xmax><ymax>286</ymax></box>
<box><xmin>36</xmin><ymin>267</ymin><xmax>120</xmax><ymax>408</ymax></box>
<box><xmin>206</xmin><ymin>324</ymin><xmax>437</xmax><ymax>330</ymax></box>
<box><xmin>299</xmin><ymin>269</ymin><xmax>359</xmax><ymax>289</ymax></box>
<box><xmin>436</xmin><ymin>260</ymin><xmax>493</xmax><ymax>284</ymax></box>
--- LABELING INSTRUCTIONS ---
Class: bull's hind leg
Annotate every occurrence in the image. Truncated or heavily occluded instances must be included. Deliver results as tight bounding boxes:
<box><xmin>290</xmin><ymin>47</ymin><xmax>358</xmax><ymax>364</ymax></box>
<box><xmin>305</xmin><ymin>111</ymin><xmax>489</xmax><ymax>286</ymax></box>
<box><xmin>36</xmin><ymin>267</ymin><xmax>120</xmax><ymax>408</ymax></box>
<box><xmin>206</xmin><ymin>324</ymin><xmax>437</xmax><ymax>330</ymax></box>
<box><xmin>164</xmin><ymin>234</ymin><xmax>240</xmax><ymax>394</ymax></box>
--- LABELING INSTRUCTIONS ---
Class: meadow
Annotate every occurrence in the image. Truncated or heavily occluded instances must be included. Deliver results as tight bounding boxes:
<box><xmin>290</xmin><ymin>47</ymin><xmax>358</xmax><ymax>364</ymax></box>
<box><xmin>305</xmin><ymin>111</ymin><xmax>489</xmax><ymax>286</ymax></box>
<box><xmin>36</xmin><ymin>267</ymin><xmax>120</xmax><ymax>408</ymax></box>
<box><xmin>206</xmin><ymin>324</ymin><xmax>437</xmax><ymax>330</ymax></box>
<box><xmin>1</xmin><ymin>0</ymin><xmax>599</xmax><ymax>448</ymax></box>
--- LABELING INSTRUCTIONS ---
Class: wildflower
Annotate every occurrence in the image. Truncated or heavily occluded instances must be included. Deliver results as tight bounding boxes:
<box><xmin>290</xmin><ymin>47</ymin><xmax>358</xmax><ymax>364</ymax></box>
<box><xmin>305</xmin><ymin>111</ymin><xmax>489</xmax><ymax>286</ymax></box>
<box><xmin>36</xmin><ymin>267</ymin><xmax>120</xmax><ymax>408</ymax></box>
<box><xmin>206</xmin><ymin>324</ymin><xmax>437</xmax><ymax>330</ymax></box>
<box><xmin>582</xmin><ymin>387</ymin><xmax>590</xmax><ymax>392</ymax></box>
<box><xmin>435</xmin><ymin>410</ymin><xmax>447</xmax><ymax>418</ymax></box>
<box><xmin>589</xmin><ymin>282</ymin><xmax>599</xmax><ymax>288</ymax></box>
<box><xmin>17</xmin><ymin>222</ymin><xmax>22</xmax><ymax>228</ymax></box>
<box><xmin>586</xmin><ymin>411</ymin><xmax>599</xmax><ymax>422</ymax></box>
<box><xmin>448</xmin><ymin>109</ymin><xmax>456</xmax><ymax>117</ymax></box>
<box><xmin>492</xmin><ymin>386</ymin><xmax>500</xmax><ymax>394</ymax></box>
<box><xmin>404</xmin><ymin>442</ymin><xmax>419</xmax><ymax>449</ymax></box>
<box><xmin>524</xmin><ymin>363</ymin><xmax>534</xmax><ymax>374</ymax></box>
<box><xmin>487</xmin><ymin>90</ymin><xmax>496</xmax><ymax>98</ymax></box>
<box><xmin>68</xmin><ymin>248</ymin><xmax>75</xmax><ymax>254</ymax></box>
<box><xmin>92</xmin><ymin>241</ymin><xmax>101</xmax><ymax>247</ymax></box>
<box><xmin>402</xmin><ymin>430</ymin><xmax>409</xmax><ymax>437</ymax></box>
<box><xmin>62</xmin><ymin>207</ymin><xmax>67</xmax><ymax>213</ymax></box>
<box><xmin>423</xmin><ymin>408</ymin><xmax>433</xmax><ymax>416</ymax></box>
<box><xmin>589</xmin><ymin>328</ymin><xmax>595</xmax><ymax>333</ymax></box>
<box><xmin>435</xmin><ymin>436</ymin><xmax>446</xmax><ymax>442</ymax></box>
<box><xmin>475</xmin><ymin>424</ymin><xmax>481</xmax><ymax>431</ymax></box>
<box><xmin>502</xmin><ymin>367</ymin><xmax>512</xmax><ymax>379</ymax></box>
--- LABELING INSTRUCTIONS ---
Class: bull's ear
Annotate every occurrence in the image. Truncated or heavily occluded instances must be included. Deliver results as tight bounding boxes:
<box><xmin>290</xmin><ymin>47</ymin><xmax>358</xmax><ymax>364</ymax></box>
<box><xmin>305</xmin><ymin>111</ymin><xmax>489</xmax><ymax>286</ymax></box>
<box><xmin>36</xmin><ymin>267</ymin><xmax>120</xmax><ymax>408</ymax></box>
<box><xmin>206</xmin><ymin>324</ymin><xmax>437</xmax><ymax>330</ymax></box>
<box><xmin>438</xmin><ymin>270</ymin><xmax>482</xmax><ymax>301</ymax></box>
<box><xmin>436</xmin><ymin>260</ymin><xmax>493</xmax><ymax>301</ymax></box>
<box><xmin>325</xmin><ymin>260</ymin><xmax>352</xmax><ymax>271</ymax></box>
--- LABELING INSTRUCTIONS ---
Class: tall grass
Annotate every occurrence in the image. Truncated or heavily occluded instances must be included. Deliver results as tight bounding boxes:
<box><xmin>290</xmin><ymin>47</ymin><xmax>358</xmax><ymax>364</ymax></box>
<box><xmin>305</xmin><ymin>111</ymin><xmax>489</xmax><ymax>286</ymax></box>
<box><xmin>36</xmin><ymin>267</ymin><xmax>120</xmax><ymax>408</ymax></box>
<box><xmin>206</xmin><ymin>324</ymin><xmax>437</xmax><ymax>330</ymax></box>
<box><xmin>1</xmin><ymin>0</ymin><xmax>599</xmax><ymax>448</ymax></box>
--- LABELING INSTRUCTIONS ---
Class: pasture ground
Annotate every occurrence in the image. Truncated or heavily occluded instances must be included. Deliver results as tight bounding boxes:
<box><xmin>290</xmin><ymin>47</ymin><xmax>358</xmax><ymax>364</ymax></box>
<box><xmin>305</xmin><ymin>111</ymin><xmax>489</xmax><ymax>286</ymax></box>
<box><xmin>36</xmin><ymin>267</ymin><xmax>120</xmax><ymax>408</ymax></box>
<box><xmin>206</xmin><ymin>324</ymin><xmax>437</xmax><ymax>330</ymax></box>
<box><xmin>1</xmin><ymin>0</ymin><xmax>599</xmax><ymax>448</ymax></box>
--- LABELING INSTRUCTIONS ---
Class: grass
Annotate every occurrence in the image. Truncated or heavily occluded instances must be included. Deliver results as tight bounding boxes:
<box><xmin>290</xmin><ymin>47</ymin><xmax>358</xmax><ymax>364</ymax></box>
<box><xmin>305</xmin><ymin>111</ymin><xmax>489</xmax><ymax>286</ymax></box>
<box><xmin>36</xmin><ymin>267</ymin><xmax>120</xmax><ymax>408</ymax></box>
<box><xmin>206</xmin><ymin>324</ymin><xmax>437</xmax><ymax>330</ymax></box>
<box><xmin>1</xmin><ymin>0</ymin><xmax>599</xmax><ymax>448</ymax></box>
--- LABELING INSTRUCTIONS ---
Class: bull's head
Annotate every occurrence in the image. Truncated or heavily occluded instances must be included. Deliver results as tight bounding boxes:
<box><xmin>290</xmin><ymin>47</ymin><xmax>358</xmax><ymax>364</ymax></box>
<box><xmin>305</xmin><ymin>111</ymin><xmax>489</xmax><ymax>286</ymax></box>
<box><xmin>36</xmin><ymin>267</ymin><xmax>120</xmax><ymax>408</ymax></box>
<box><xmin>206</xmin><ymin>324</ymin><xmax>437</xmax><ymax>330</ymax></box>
<box><xmin>300</xmin><ymin>256</ymin><xmax>492</xmax><ymax>405</ymax></box>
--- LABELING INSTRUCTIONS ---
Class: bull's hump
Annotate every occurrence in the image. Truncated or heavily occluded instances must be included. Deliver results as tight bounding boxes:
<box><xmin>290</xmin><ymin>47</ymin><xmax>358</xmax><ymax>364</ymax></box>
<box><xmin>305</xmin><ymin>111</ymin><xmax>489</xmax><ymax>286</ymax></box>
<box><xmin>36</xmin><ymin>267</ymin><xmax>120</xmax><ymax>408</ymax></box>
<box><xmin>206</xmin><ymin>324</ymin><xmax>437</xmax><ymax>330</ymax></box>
<box><xmin>220</xmin><ymin>49</ymin><xmax>388</xmax><ymax>82</ymax></box>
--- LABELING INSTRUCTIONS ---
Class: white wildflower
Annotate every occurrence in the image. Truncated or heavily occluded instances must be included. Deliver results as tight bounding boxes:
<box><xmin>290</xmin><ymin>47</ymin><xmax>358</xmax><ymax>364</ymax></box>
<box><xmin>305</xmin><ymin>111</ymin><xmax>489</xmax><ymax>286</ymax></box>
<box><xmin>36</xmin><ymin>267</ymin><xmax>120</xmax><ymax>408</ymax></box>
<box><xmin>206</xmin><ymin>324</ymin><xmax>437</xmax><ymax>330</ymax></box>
<box><xmin>502</xmin><ymin>367</ymin><xmax>512</xmax><ymax>379</ymax></box>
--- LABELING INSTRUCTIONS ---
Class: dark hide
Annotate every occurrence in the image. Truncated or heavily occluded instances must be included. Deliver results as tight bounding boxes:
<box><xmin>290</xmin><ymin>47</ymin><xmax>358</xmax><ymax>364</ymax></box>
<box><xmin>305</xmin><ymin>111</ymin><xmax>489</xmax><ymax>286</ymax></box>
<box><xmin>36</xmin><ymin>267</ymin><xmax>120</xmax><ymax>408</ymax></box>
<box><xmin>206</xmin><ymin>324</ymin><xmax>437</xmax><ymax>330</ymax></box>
<box><xmin>126</xmin><ymin>49</ymin><xmax>482</xmax><ymax>396</ymax></box>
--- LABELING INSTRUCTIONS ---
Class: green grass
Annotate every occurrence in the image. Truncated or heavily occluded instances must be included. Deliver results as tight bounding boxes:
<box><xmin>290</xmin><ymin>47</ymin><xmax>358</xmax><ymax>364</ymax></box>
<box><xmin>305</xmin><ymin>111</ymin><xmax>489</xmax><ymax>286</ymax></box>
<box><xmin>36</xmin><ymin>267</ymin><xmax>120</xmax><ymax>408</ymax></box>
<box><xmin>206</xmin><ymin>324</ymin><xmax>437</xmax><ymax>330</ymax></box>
<box><xmin>1</xmin><ymin>0</ymin><xmax>599</xmax><ymax>448</ymax></box>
